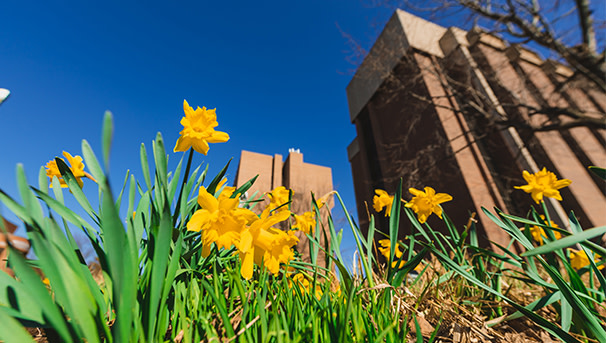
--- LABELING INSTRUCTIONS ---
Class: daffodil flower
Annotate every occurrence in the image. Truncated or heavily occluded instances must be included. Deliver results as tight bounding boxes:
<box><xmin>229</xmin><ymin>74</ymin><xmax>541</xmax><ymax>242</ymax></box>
<box><xmin>373</xmin><ymin>189</ymin><xmax>394</xmax><ymax>216</ymax></box>
<box><xmin>568</xmin><ymin>248</ymin><xmax>604</xmax><ymax>270</ymax></box>
<box><xmin>267</xmin><ymin>186</ymin><xmax>292</xmax><ymax>212</ymax></box>
<box><xmin>238</xmin><ymin>208</ymin><xmax>297</xmax><ymax>279</ymax></box>
<box><xmin>187</xmin><ymin>186</ymin><xmax>248</xmax><ymax>256</ymax></box>
<box><xmin>515</xmin><ymin>168</ymin><xmax>571</xmax><ymax>204</ymax></box>
<box><xmin>378</xmin><ymin>239</ymin><xmax>405</xmax><ymax>268</ymax></box>
<box><xmin>174</xmin><ymin>100</ymin><xmax>229</xmax><ymax>155</ymax></box>
<box><xmin>289</xmin><ymin>273</ymin><xmax>323</xmax><ymax>299</ymax></box>
<box><xmin>521</xmin><ymin>215</ymin><xmax>561</xmax><ymax>245</ymax></box>
<box><xmin>45</xmin><ymin>151</ymin><xmax>96</xmax><ymax>188</ymax></box>
<box><xmin>404</xmin><ymin>187</ymin><xmax>452</xmax><ymax>224</ymax></box>
<box><xmin>293</xmin><ymin>211</ymin><xmax>316</xmax><ymax>234</ymax></box>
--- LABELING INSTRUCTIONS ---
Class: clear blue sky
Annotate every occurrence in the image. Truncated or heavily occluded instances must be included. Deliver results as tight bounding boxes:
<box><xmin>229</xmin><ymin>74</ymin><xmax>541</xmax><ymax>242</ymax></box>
<box><xmin>0</xmin><ymin>1</ymin><xmax>396</xmax><ymax>264</ymax></box>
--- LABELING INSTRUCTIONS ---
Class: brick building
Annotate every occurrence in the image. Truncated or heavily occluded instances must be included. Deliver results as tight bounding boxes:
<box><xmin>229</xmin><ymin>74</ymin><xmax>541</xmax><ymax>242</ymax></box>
<box><xmin>234</xmin><ymin>150</ymin><xmax>334</xmax><ymax>262</ymax></box>
<box><xmin>0</xmin><ymin>218</ymin><xmax>30</xmax><ymax>277</ymax></box>
<box><xmin>346</xmin><ymin>10</ymin><xmax>606</xmax><ymax>247</ymax></box>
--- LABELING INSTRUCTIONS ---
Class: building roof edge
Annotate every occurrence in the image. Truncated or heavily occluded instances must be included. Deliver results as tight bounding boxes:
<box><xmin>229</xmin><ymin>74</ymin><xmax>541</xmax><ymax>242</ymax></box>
<box><xmin>346</xmin><ymin>10</ymin><xmax>449</xmax><ymax>122</ymax></box>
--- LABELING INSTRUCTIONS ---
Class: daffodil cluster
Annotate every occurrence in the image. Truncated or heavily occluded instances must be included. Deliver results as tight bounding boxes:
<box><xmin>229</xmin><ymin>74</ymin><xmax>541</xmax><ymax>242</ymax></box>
<box><xmin>373</xmin><ymin>187</ymin><xmax>452</xmax><ymax>224</ymax></box>
<box><xmin>171</xmin><ymin>100</ymin><xmax>334</xmax><ymax>279</ymax></box>
<box><xmin>187</xmin><ymin>184</ymin><xmax>300</xmax><ymax>279</ymax></box>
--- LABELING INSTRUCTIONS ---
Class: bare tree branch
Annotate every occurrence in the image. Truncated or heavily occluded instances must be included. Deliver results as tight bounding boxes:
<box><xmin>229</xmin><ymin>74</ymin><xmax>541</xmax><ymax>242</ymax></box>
<box><xmin>458</xmin><ymin>0</ymin><xmax>605</xmax><ymax>91</ymax></box>
<box><xmin>575</xmin><ymin>0</ymin><xmax>597</xmax><ymax>53</ymax></box>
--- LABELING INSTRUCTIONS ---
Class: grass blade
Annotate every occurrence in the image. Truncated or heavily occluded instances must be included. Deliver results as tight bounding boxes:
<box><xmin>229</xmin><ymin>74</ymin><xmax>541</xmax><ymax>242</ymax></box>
<box><xmin>521</xmin><ymin>226</ymin><xmax>606</xmax><ymax>257</ymax></box>
<box><xmin>102</xmin><ymin>111</ymin><xmax>113</xmax><ymax>170</ymax></box>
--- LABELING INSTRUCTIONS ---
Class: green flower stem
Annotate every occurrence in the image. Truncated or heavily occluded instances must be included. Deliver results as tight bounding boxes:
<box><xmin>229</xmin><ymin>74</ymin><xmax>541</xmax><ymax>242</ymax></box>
<box><xmin>540</xmin><ymin>200</ymin><xmax>552</xmax><ymax>230</ymax></box>
<box><xmin>334</xmin><ymin>192</ymin><xmax>375</xmax><ymax>288</ymax></box>
<box><xmin>424</xmin><ymin>222</ymin><xmax>447</xmax><ymax>253</ymax></box>
<box><xmin>173</xmin><ymin>148</ymin><xmax>194</xmax><ymax>227</ymax></box>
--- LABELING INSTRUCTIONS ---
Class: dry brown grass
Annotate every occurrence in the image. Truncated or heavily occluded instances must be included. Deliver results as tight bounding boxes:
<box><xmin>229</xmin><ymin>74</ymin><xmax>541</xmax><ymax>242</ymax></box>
<box><xmin>376</xmin><ymin>257</ymin><xmax>603</xmax><ymax>343</ymax></box>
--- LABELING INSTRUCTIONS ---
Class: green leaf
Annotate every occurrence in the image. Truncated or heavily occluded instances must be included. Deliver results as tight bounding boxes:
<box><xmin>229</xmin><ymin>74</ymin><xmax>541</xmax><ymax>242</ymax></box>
<box><xmin>0</xmin><ymin>308</ymin><xmax>36</xmax><ymax>343</ymax></box>
<box><xmin>0</xmin><ymin>267</ymin><xmax>45</xmax><ymax>323</ymax></box>
<box><xmin>327</xmin><ymin>209</ymin><xmax>344</xmax><ymax>263</ymax></box>
<box><xmin>102</xmin><ymin>111</ymin><xmax>113</xmax><ymax>170</ymax></box>
<box><xmin>8</xmin><ymin>246</ymin><xmax>74</xmax><ymax>341</ymax></box>
<box><xmin>560</xmin><ymin>292</ymin><xmax>572</xmax><ymax>332</ymax></box>
<box><xmin>413</xmin><ymin>314</ymin><xmax>423</xmax><ymax>343</ymax></box>
<box><xmin>178</xmin><ymin>164</ymin><xmax>202</xmax><ymax>228</ymax></box>
<box><xmin>335</xmin><ymin>191</ymin><xmax>373</xmax><ymax>287</ymax></box>
<box><xmin>541</xmin><ymin>260</ymin><xmax>606</xmax><ymax>340</ymax></box>
<box><xmin>82</xmin><ymin>139</ymin><xmax>105</xmax><ymax>186</ymax></box>
<box><xmin>140</xmin><ymin>143</ymin><xmax>152</xmax><ymax>191</ymax></box>
<box><xmin>153</xmin><ymin>132</ymin><xmax>168</xmax><ymax>187</ymax></box>
<box><xmin>168</xmin><ymin>154</ymin><xmax>184</xmax><ymax>204</ymax></box>
<box><xmin>199</xmin><ymin>278</ymin><xmax>236</xmax><ymax>337</ymax></box>
<box><xmin>388</xmin><ymin>179</ymin><xmax>402</xmax><ymax>274</ymax></box>
<box><xmin>99</xmin><ymin>178</ymin><xmax>137</xmax><ymax>342</ymax></box>
<box><xmin>233</xmin><ymin>174</ymin><xmax>258</xmax><ymax>198</ymax></box>
<box><xmin>115</xmin><ymin>169</ymin><xmax>131</xmax><ymax>209</ymax></box>
<box><xmin>501</xmin><ymin>291</ymin><xmax>561</xmax><ymax>323</ymax></box>
<box><xmin>145</xmin><ymin>196</ymin><xmax>174</xmax><ymax>340</ymax></box>
<box><xmin>0</xmin><ymin>189</ymin><xmax>32</xmax><ymax>227</ymax></box>
<box><xmin>206</xmin><ymin>159</ymin><xmax>232</xmax><ymax>195</ymax></box>
<box><xmin>569</xmin><ymin>212</ymin><xmax>606</xmax><ymax>295</ymax></box>
<box><xmin>366</xmin><ymin>215</ymin><xmax>376</xmax><ymax>271</ymax></box>
<box><xmin>41</xmin><ymin>240</ymin><xmax>101</xmax><ymax>343</ymax></box>
<box><xmin>16</xmin><ymin>164</ymin><xmax>44</xmax><ymax>226</ymax></box>
<box><xmin>51</xmin><ymin>176</ymin><xmax>65</xmax><ymax>205</ymax></box>
<box><xmin>482</xmin><ymin>208</ymin><xmax>535</xmax><ymax>250</ymax></box>
<box><xmin>521</xmin><ymin>226</ymin><xmax>606</xmax><ymax>257</ymax></box>
<box><xmin>55</xmin><ymin>158</ymin><xmax>99</xmax><ymax>225</ymax></box>
<box><xmin>588</xmin><ymin>166</ymin><xmax>606</xmax><ymax>180</ymax></box>
<box><xmin>38</xmin><ymin>166</ymin><xmax>49</xmax><ymax>194</ymax></box>
<box><xmin>32</xmin><ymin>189</ymin><xmax>98</xmax><ymax>235</ymax></box>
<box><xmin>391</xmin><ymin>247</ymin><xmax>429</xmax><ymax>288</ymax></box>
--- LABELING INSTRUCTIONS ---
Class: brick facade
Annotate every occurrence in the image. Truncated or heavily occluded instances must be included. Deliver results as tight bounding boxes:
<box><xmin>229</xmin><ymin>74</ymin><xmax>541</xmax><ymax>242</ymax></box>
<box><xmin>346</xmin><ymin>10</ymin><xmax>606</xmax><ymax>248</ymax></box>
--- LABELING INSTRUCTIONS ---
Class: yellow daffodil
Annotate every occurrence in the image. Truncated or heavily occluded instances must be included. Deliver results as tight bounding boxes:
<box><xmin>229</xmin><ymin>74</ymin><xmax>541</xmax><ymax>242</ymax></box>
<box><xmin>293</xmin><ymin>211</ymin><xmax>316</xmax><ymax>234</ymax></box>
<box><xmin>174</xmin><ymin>99</ymin><xmax>229</xmax><ymax>155</ymax></box>
<box><xmin>377</xmin><ymin>239</ymin><xmax>424</xmax><ymax>271</ymax></box>
<box><xmin>218</xmin><ymin>186</ymin><xmax>236</xmax><ymax>200</ymax></box>
<box><xmin>378</xmin><ymin>239</ymin><xmax>405</xmax><ymax>268</ymax></box>
<box><xmin>45</xmin><ymin>151</ymin><xmax>96</xmax><ymax>188</ymax></box>
<box><xmin>267</xmin><ymin>186</ymin><xmax>292</xmax><ymax>212</ymax></box>
<box><xmin>522</xmin><ymin>215</ymin><xmax>562</xmax><ymax>245</ymax></box>
<box><xmin>238</xmin><ymin>208</ymin><xmax>297</xmax><ymax>279</ymax></box>
<box><xmin>373</xmin><ymin>189</ymin><xmax>394</xmax><ymax>216</ymax></box>
<box><xmin>568</xmin><ymin>248</ymin><xmax>604</xmax><ymax>270</ymax></box>
<box><xmin>187</xmin><ymin>186</ymin><xmax>248</xmax><ymax>256</ymax></box>
<box><xmin>289</xmin><ymin>273</ymin><xmax>323</xmax><ymax>299</ymax></box>
<box><xmin>404</xmin><ymin>187</ymin><xmax>452</xmax><ymax>224</ymax></box>
<box><xmin>515</xmin><ymin>168</ymin><xmax>571</xmax><ymax>204</ymax></box>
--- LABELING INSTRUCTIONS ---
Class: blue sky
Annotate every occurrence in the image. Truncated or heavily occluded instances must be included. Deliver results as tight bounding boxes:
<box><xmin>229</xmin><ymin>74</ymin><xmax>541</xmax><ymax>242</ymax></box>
<box><xmin>0</xmin><ymin>1</ymin><xmax>396</xmax><ymax>263</ymax></box>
